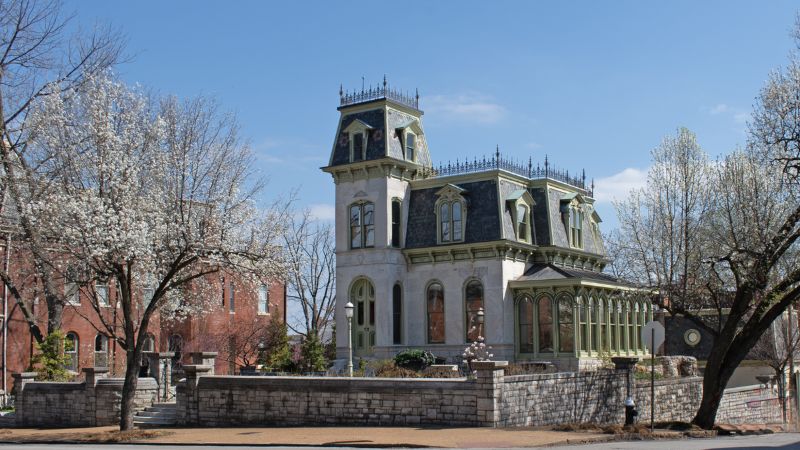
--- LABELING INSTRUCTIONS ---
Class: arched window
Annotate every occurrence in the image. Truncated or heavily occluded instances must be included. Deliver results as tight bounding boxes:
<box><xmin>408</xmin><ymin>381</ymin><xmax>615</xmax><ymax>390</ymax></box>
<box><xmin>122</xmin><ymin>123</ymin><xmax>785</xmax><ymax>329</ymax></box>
<box><xmin>579</xmin><ymin>300</ymin><xmax>589</xmax><ymax>352</ymax></box>
<box><xmin>517</xmin><ymin>296</ymin><xmax>534</xmax><ymax>354</ymax></box>
<box><xmin>635</xmin><ymin>302</ymin><xmax>643</xmax><ymax>352</ymax></box>
<box><xmin>465</xmin><ymin>280</ymin><xmax>484</xmax><ymax>342</ymax></box>
<box><xmin>597</xmin><ymin>299</ymin><xmax>606</xmax><ymax>353</ymax></box>
<box><xmin>65</xmin><ymin>332</ymin><xmax>79</xmax><ymax>372</ymax></box>
<box><xmin>608</xmin><ymin>300</ymin><xmax>618</xmax><ymax>353</ymax></box>
<box><xmin>392</xmin><ymin>284</ymin><xmax>402</xmax><ymax>345</ymax></box>
<box><xmin>557</xmin><ymin>296</ymin><xmax>574</xmax><ymax>353</ymax></box>
<box><xmin>427</xmin><ymin>282</ymin><xmax>445</xmax><ymax>344</ymax></box>
<box><xmin>537</xmin><ymin>295</ymin><xmax>554</xmax><ymax>353</ymax></box>
<box><xmin>590</xmin><ymin>299</ymin><xmax>599</xmax><ymax>353</ymax></box>
<box><xmin>391</xmin><ymin>199</ymin><xmax>401</xmax><ymax>248</ymax></box>
<box><xmin>626</xmin><ymin>301</ymin><xmax>634</xmax><ymax>352</ymax></box>
<box><xmin>94</xmin><ymin>334</ymin><xmax>108</xmax><ymax>368</ymax></box>
<box><xmin>350</xmin><ymin>202</ymin><xmax>375</xmax><ymax>249</ymax></box>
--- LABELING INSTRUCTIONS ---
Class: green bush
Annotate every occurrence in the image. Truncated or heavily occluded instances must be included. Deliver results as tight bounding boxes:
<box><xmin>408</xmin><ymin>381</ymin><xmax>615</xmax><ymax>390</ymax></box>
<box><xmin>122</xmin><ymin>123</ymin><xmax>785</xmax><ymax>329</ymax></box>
<box><xmin>394</xmin><ymin>349</ymin><xmax>435</xmax><ymax>371</ymax></box>
<box><xmin>300</xmin><ymin>333</ymin><xmax>327</xmax><ymax>373</ymax></box>
<box><xmin>31</xmin><ymin>330</ymin><xmax>73</xmax><ymax>381</ymax></box>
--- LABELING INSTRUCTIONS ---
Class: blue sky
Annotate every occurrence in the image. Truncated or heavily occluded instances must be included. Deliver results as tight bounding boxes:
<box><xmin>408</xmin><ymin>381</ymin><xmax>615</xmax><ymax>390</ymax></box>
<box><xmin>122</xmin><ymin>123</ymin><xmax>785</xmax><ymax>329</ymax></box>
<box><xmin>64</xmin><ymin>0</ymin><xmax>798</xmax><ymax>230</ymax></box>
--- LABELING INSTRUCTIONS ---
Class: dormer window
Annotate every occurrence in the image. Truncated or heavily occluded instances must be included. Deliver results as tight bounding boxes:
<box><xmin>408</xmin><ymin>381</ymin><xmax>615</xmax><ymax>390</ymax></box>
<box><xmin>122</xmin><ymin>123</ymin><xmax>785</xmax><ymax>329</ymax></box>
<box><xmin>435</xmin><ymin>184</ymin><xmax>467</xmax><ymax>244</ymax></box>
<box><xmin>343</xmin><ymin>119</ymin><xmax>373</xmax><ymax>163</ymax></box>
<box><xmin>570</xmin><ymin>206</ymin><xmax>584</xmax><ymax>249</ymax></box>
<box><xmin>352</xmin><ymin>132</ymin><xmax>365</xmax><ymax>162</ymax></box>
<box><xmin>405</xmin><ymin>132</ymin><xmax>415</xmax><ymax>161</ymax></box>
<box><xmin>517</xmin><ymin>205</ymin><xmax>529</xmax><ymax>241</ymax></box>
<box><xmin>507</xmin><ymin>189</ymin><xmax>535</xmax><ymax>244</ymax></box>
<box><xmin>560</xmin><ymin>193</ymin><xmax>586</xmax><ymax>249</ymax></box>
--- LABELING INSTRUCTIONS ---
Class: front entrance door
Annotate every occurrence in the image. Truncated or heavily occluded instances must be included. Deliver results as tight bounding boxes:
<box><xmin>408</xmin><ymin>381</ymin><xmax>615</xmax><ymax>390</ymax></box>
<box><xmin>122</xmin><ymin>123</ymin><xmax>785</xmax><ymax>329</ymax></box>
<box><xmin>351</xmin><ymin>279</ymin><xmax>375</xmax><ymax>356</ymax></box>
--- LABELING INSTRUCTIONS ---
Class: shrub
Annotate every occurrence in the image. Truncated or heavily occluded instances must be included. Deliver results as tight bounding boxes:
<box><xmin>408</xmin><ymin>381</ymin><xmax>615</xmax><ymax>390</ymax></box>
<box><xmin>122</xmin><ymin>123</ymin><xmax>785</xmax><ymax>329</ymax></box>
<box><xmin>394</xmin><ymin>349</ymin><xmax>435</xmax><ymax>371</ymax></box>
<box><xmin>31</xmin><ymin>330</ymin><xmax>73</xmax><ymax>381</ymax></box>
<box><xmin>371</xmin><ymin>359</ymin><xmax>420</xmax><ymax>378</ymax></box>
<box><xmin>300</xmin><ymin>333</ymin><xmax>327</xmax><ymax>372</ymax></box>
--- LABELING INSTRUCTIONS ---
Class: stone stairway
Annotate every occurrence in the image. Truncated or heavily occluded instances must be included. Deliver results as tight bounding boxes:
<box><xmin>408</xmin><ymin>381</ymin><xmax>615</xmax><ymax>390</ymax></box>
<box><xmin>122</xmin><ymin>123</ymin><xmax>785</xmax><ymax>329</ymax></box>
<box><xmin>134</xmin><ymin>402</ymin><xmax>177</xmax><ymax>428</ymax></box>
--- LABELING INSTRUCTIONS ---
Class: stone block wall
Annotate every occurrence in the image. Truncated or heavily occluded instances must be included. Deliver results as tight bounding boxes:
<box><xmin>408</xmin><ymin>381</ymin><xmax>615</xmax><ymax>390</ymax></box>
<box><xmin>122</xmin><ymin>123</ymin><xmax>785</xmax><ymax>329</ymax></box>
<box><xmin>13</xmin><ymin>369</ymin><xmax>157</xmax><ymax>427</ymax></box>
<box><xmin>634</xmin><ymin>378</ymin><xmax>783</xmax><ymax>425</ymax></box>
<box><xmin>500</xmin><ymin>369</ymin><xmax>626</xmax><ymax>426</ymax></box>
<box><xmin>634</xmin><ymin>377</ymin><xmax>703</xmax><ymax>423</ymax></box>
<box><xmin>717</xmin><ymin>385</ymin><xmax>783</xmax><ymax>424</ymax></box>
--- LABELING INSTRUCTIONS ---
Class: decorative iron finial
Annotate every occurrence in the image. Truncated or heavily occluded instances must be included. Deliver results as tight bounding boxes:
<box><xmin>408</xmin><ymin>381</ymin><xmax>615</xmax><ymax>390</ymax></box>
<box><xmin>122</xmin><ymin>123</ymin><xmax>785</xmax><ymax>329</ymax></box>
<box><xmin>415</xmin><ymin>88</ymin><xmax>419</xmax><ymax>102</ymax></box>
<box><xmin>339</xmin><ymin>84</ymin><xmax>344</xmax><ymax>99</ymax></box>
<box><xmin>496</xmin><ymin>145</ymin><xmax>500</xmax><ymax>160</ymax></box>
<box><xmin>544</xmin><ymin>154</ymin><xmax>549</xmax><ymax>177</ymax></box>
<box><xmin>528</xmin><ymin>157</ymin><xmax>533</xmax><ymax>177</ymax></box>
<box><xmin>383</xmin><ymin>74</ymin><xmax>387</xmax><ymax>89</ymax></box>
<box><xmin>582</xmin><ymin>169</ymin><xmax>586</xmax><ymax>184</ymax></box>
<box><xmin>591</xmin><ymin>178</ymin><xmax>595</xmax><ymax>193</ymax></box>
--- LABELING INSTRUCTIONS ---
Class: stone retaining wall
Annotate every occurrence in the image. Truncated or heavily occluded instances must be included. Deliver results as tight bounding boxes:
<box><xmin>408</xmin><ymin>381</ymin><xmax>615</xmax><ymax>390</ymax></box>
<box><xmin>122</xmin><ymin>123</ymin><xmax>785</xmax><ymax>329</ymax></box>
<box><xmin>634</xmin><ymin>377</ymin><xmax>783</xmax><ymax>425</ymax></box>
<box><xmin>500</xmin><ymin>369</ymin><xmax>626</xmax><ymax>426</ymax></box>
<box><xmin>13</xmin><ymin>369</ymin><xmax>157</xmax><ymax>427</ymax></box>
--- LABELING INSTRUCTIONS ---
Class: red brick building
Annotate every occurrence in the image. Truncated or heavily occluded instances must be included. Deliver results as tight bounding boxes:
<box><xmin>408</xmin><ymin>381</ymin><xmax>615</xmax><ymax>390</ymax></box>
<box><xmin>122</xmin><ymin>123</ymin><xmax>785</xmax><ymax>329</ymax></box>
<box><xmin>0</xmin><ymin>237</ymin><xmax>286</xmax><ymax>393</ymax></box>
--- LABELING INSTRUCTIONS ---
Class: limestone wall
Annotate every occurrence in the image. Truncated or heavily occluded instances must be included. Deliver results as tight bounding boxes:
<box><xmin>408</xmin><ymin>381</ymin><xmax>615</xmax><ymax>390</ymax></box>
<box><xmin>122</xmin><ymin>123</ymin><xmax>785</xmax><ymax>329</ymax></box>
<box><xmin>634</xmin><ymin>378</ymin><xmax>783</xmax><ymax>425</ymax></box>
<box><xmin>13</xmin><ymin>370</ymin><xmax>157</xmax><ymax>427</ymax></box>
<box><xmin>500</xmin><ymin>369</ymin><xmax>626</xmax><ymax>426</ymax></box>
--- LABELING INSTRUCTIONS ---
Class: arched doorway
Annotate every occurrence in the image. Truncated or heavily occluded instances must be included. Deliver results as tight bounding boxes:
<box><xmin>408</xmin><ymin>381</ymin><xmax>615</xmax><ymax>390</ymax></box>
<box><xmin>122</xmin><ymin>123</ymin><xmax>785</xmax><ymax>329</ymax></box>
<box><xmin>351</xmin><ymin>278</ymin><xmax>375</xmax><ymax>356</ymax></box>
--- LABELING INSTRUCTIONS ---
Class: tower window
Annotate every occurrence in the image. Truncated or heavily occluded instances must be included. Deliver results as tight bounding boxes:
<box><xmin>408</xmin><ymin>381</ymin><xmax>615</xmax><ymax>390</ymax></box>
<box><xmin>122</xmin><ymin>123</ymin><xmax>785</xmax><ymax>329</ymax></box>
<box><xmin>392</xmin><ymin>284</ymin><xmax>402</xmax><ymax>345</ymax></box>
<box><xmin>350</xmin><ymin>202</ymin><xmax>375</xmax><ymax>249</ymax></box>
<box><xmin>351</xmin><ymin>132</ymin><xmax>365</xmax><ymax>162</ymax></box>
<box><xmin>391</xmin><ymin>199</ymin><xmax>401</xmax><ymax>248</ymax></box>
<box><xmin>438</xmin><ymin>201</ymin><xmax>464</xmax><ymax>243</ymax></box>
<box><xmin>405</xmin><ymin>133</ymin><xmax>415</xmax><ymax>161</ymax></box>
<box><xmin>517</xmin><ymin>204</ymin><xmax>529</xmax><ymax>242</ymax></box>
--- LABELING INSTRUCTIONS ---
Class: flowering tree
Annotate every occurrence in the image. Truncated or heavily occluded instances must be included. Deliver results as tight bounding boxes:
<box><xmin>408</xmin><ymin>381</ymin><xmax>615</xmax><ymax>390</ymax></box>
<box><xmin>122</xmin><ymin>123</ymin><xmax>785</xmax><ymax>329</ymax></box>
<box><xmin>610</xmin><ymin>126</ymin><xmax>800</xmax><ymax>429</ymax></box>
<box><xmin>0</xmin><ymin>0</ymin><xmax>124</xmax><ymax>341</ymax></box>
<box><xmin>23</xmin><ymin>73</ymin><xmax>287</xmax><ymax>430</ymax></box>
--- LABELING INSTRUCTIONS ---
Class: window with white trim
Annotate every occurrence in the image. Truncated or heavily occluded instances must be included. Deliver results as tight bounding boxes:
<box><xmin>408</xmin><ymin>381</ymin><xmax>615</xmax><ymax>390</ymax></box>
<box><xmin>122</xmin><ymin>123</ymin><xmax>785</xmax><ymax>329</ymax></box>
<box><xmin>350</xmin><ymin>202</ymin><xmax>375</xmax><ymax>249</ymax></box>
<box><xmin>405</xmin><ymin>132</ymin><xmax>415</xmax><ymax>161</ymax></box>
<box><xmin>570</xmin><ymin>206</ymin><xmax>584</xmax><ymax>249</ymax></box>
<box><xmin>96</xmin><ymin>284</ymin><xmax>110</xmax><ymax>307</ymax></box>
<box><xmin>258</xmin><ymin>285</ymin><xmax>269</xmax><ymax>314</ymax></box>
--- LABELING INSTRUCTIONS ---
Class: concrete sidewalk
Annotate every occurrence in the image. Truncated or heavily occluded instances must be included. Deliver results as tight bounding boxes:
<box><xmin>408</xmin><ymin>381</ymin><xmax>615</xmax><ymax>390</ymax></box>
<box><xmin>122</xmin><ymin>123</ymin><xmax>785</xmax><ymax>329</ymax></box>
<box><xmin>0</xmin><ymin>425</ymin><xmax>613</xmax><ymax>448</ymax></box>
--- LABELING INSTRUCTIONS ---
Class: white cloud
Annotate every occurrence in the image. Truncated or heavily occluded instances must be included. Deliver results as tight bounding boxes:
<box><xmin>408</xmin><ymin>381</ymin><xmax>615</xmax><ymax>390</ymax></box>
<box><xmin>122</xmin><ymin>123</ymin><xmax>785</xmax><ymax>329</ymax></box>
<box><xmin>709</xmin><ymin>103</ymin><xmax>729</xmax><ymax>115</ymax></box>
<box><xmin>425</xmin><ymin>93</ymin><xmax>507</xmax><ymax>124</ymax></box>
<box><xmin>592</xmin><ymin>168</ymin><xmax>648</xmax><ymax>203</ymax></box>
<box><xmin>308</xmin><ymin>203</ymin><xmax>335</xmax><ymax>221</ymax></box>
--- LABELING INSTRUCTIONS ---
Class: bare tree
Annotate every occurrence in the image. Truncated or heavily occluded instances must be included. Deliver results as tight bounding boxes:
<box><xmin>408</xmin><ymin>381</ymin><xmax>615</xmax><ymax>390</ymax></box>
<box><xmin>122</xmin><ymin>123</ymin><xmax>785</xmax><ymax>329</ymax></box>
<box><xmin>611</xmin><ymin>126</ymin><xmax>800</xmax><ymax>429</ymax></box>
<box><xmin>0</xmin><ymin>0</ymin><xmax>124</xmax><ymax>341</ymax></box>
<box><xmin>749</xmin><ymin>313</ymin><xmax>800</xmax><ymax>423</ymax></box>
<box><xmin>283</xmin><ymin>213</ymin><xmax>335</xmax><ymax>341</ymax></box>
<box><xmin>23</xmin><ymin>73</ymin><xmax>287</xmax><ymax>430</ymax></box>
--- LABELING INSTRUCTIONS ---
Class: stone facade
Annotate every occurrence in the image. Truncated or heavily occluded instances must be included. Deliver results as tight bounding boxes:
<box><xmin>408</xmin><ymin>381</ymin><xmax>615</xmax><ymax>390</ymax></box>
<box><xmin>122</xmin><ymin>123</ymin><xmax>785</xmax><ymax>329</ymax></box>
<box><xmin>13</xmin><ymin>368</ymin><xmax>157</xmax><ymax>427</ymax></box>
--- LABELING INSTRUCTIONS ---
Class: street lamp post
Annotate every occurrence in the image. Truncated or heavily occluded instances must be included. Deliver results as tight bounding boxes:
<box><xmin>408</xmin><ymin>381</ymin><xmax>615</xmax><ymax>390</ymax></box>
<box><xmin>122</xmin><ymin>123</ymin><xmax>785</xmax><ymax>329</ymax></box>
<box><xmin>345</xmin><ymin>302</ymin><xmax>354</xmax><ymax>377</ymax></box>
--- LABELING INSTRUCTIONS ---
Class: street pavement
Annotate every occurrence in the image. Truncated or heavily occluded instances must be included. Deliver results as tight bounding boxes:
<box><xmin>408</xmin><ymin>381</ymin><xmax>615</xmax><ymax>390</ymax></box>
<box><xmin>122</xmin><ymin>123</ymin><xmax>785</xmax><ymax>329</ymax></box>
<box><xmin>1</xmin><ymin>433</ymin><xmax>800</xmax><ymax>449</ymax></box>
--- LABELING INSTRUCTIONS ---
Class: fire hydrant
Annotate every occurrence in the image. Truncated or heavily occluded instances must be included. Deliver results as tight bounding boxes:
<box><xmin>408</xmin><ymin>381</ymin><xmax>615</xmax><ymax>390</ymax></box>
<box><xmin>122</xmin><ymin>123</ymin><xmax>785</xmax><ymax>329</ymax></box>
<box><xmin>624</xmin><ymin>397</ymin><xmax>638</xmax><ymax>425</ymax></box>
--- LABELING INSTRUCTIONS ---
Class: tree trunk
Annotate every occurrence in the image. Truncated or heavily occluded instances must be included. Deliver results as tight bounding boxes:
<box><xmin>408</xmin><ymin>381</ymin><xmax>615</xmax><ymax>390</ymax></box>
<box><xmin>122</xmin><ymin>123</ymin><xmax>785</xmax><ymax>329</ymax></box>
<box><xmin>119</xmin><ymin>348</ymin><xmax>141</xmax><ymax>431</ymax></box>
<box><xmin>46</xmin><ymin>295</ymin><xmax>63</xmax><ymax>336</ymax></box>
<box><xmin>692</xmin><ymin>370</ymin><xmax>727</xmax><ymax>429</ymax></box>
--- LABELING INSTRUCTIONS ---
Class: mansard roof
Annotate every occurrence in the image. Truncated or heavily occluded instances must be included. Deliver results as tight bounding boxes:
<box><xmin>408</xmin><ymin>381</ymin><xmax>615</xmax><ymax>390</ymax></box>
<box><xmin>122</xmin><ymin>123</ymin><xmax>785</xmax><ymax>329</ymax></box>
<box><xmin>517</xmin><ymin>264</ymin><xmax>620</xmax><ymax>284</ymax></box>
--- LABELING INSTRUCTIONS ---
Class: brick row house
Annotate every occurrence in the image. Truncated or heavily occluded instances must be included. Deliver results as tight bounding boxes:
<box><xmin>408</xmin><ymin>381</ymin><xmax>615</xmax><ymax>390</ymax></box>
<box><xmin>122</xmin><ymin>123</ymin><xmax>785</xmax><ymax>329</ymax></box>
<box><xmin>0</xmin><ymin>229</ymin><xmax>286</xmax><ymax>394</ymax></box>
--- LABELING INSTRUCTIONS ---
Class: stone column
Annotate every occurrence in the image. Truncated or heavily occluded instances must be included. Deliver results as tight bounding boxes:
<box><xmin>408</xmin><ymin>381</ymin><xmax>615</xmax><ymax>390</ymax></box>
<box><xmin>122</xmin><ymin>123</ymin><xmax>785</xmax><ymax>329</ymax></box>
<box><xmin>145</xmin><ymin>351</ymin><xmax>174</xmax><ymax>402</ymax></box>
<box><xmin>612</xmin><ymin>356</ymin><xmax>639</xmax><ymax>423</ymax></box>
<box><xmin>179</xmin><ymin>364</ymin><xmax>211</xmax><ymax>426</ymax></box>
<box><xmin>11</xmin><ymin>372</ymin><xmax>36</xmax><ymax>427</ymax></box>
<box><xmin>188</xmin><ymin>352</ymin><xmax>218</xmax><ymax>375</ymax></box>
<box><xmin>473</xmin><ymin>361</ymin><xmax>507</xmax><ymax>427</ymax></box>
<box><xmin>82</xmin><ymin>367</ymin><xmax>108</xmax><ymax>427</ymax></box>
